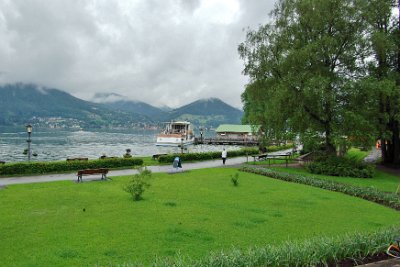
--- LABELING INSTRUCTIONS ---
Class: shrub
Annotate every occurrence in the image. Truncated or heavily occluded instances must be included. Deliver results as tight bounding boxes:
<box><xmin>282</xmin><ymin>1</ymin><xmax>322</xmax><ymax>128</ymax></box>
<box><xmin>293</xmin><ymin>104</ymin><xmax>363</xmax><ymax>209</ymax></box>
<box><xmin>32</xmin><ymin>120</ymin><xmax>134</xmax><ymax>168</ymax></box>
<box><xmin>306</xmin><ymin>155</ymin><xmax>375</xmax><ymax>178</ymax></box>
<box><xmin>240</xmin><ymin>166</ymin><xmax>400</xmax><ymax>210</ymax></box>
<box><xmin>0</xmin><ymin>158</ymin><xmax>143</xmax><ymax>176</ymax></box>
<box><xmin>231</xmin><ymin>173</ymin><xmax>239</xmax><ymax>186</ymax></box>
<box><xmin>123</xmin><ymin>168</ymin><xmax>152</xmax><ymax>201</ymax></box>
<box><xmin>157</xmin><ymin>148</ymin><xmax>258</xmax><ymax>163</ymax></box>
<box><xmin>157</xmin><ymin>145</ymin><xmax>293</xmax><ymax>163</ymax></box>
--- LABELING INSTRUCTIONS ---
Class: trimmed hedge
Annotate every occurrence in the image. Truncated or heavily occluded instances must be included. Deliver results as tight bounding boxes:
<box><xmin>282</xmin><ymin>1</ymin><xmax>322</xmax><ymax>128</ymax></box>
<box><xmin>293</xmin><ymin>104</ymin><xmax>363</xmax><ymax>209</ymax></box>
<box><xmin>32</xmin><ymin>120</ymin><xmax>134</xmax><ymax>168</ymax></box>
<box><xmin>158</xmin><ymin>148</ymin><xmax>259</xmax><ymax>163</ymax></box>
<box><xmin>131</xmin><ymin>226</ymin><xmax>399</xmax><ymax>266</ymax></box>
<box><xmin>241</xmin><ymin>166</ymin><xmax>400</xmax><ymax>210</ymax></box>
<box><xmin>0</xmin><ymin>158</ymin><xmax>143</xmax><ymax>176</ymax></box>
<box><xmin>306</xmin><ymin>154</ymin><xmax>375</xmax><ymax>178</ymax></box>
<box><xmin>158</xmin><ymin>144</ymin><xmax>294</xmax><ymax>163</ymax></box>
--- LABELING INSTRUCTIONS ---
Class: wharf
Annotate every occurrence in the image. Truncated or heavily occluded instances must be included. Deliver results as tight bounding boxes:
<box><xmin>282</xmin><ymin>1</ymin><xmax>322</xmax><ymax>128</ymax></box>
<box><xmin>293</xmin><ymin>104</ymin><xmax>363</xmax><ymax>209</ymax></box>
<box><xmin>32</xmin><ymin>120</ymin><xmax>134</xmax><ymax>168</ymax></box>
<box><xmin>195</xmin><ymin>138</ymin><xmax>259</xmax><ymax>146</ymax></box>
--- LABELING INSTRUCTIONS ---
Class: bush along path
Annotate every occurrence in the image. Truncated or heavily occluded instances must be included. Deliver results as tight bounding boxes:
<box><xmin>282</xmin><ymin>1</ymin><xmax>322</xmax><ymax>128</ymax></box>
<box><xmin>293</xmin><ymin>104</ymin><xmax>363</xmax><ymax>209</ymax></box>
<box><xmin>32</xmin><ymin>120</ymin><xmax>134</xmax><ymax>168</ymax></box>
<box><xmin>240</xmin><ymin>166</ymin><xmax>400</xmax><ymax>210</ymax></box>
<box><xmin>0</xmin><ymin>158</ymin><xmax>143</xmax><ymax>176</ymax></box>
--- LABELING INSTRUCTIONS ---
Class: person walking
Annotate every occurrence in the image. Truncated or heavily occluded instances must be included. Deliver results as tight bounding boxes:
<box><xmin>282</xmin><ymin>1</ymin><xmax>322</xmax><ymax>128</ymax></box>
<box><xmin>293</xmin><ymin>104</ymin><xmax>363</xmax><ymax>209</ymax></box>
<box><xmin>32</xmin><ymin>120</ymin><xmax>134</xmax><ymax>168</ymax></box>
<box><xmin>221</xmin><ymin>148</ymin><xmax>227</xmax><ymax>165</ymax></box>
<box><xmin>172</xmin><ymin>156</ymin><xmax>183</xmax><ymax>172</ymax></box>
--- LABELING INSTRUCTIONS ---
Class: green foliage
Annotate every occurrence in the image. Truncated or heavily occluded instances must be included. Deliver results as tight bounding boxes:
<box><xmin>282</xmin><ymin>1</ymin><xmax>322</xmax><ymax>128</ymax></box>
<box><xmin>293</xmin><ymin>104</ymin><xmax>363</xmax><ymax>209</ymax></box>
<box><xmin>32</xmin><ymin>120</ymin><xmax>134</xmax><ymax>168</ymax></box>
<box><xmin>124</xmin><ymin>169</ymin><xmax>152</xmax><ymax>201</ymax></box>
<box><xmin>306</xmin><ymin>155</ymin><xmax>375</xmax><ymax>178</ymax></box>
<box><xmin>241</xmin><ymin>166</ymin><xmax>400</xmax><ymax>210</ymax></box>
<box><xmin>299</xmin><ymin>131</ymin><xmax>325</xmax><ymax>154</ymax></box>
<box><xmin>239</xmin><ymin>0</ymin><xmax>366</xmax><ymax>153</ymax></box>
<box><xmin>0</xmin><ymin>158</ymin><xmax>143</xmax><ymax>176</ymax></box>
<box><xmin>357</xmin><ymin>1</ymin><xmax>400</xmax><ymax>165</ymax></box>
<box><xmin>230</xmin><ymin>173</ymin><xmax>239</xmax><ymax>186</ymax></box>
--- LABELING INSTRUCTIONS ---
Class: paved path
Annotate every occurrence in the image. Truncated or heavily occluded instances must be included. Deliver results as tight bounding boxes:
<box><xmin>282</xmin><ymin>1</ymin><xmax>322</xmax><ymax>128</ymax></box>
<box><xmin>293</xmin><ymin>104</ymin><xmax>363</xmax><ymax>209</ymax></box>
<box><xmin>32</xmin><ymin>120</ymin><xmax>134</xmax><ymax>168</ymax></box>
<box><xmin>364</xmin><ymin>147</ymin><xmax>382</xmax><ymax>163</ymax></box>
<box><xmin>0</xmin><ymin>149</ymin><xmax>294</xmax><ymax>186</ymax></box>
<box><xmin>0</xmin><ymin>155</ymin><xmax>254</xmax><ymax>186</ymax></box>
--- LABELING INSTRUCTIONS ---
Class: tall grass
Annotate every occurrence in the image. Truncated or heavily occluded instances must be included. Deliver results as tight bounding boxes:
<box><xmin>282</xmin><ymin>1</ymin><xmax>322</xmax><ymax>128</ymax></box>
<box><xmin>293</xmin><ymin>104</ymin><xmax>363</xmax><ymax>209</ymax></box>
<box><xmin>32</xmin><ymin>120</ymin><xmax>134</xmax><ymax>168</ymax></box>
<box><xmin>125</xmin><ymin>226</ymin><xmax>399</xmax><ymax>266</ymax></box>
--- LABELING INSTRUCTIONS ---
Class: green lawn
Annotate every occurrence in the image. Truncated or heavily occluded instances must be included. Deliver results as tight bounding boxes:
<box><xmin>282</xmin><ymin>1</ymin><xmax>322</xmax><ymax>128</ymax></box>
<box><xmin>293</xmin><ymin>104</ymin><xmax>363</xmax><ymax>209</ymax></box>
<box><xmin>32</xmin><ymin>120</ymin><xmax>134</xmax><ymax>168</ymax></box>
<box><xmin>0</xmin><ymin>168</ymin><xmax>399</xmax><ymax>266</ymax></box>
<box><xmin>272</xmin><ymin>166</ymin><xmax>400</xmax><ymax>192</ymax></box>
<box><xmin>345</xmin><ymin>148</ymin><xmax>370</xmax><ymax>161</ymax></box>
<box><xmin>141</xmin><ymin>156</ymin><xmax>165</xmax><ymax>166</ymax></box>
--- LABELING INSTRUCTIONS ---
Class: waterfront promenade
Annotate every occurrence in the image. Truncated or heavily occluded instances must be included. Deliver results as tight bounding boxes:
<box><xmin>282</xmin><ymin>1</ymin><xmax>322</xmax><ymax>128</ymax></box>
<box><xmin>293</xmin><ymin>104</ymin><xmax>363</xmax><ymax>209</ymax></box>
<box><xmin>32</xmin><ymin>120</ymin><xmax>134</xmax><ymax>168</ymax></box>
<box><xmin>0</xmin><ymin>155</ymin><xmax>251</xmax><ymax>186</ymax></box>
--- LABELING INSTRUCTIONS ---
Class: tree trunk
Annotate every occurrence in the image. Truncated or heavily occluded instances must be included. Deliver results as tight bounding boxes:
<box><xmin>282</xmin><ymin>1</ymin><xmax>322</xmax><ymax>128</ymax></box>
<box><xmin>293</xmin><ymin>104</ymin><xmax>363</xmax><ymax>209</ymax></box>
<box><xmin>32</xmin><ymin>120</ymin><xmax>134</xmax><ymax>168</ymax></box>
<box><xmin>392</xmin><ymin>121</ymin><xmax>400</xmax><ymax>165</ymax></box>
<box><xmin>381</xmin><ymin>140</ymin><xmax>388</xmax><ymax>163</ymax></box>
<box><xmin>325</xmin><ymin>124</ymin><xmax>336</xmax><ymax>154</ymax></box>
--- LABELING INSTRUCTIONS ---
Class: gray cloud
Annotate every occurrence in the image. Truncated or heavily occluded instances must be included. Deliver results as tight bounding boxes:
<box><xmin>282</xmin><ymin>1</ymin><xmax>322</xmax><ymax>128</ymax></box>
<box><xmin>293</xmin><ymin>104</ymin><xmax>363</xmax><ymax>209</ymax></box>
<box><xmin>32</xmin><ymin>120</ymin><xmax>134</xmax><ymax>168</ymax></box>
<box><xmin>0</xmin><ymin>0</ymin><xmax>276</xmax><ymax>108</ymax></box>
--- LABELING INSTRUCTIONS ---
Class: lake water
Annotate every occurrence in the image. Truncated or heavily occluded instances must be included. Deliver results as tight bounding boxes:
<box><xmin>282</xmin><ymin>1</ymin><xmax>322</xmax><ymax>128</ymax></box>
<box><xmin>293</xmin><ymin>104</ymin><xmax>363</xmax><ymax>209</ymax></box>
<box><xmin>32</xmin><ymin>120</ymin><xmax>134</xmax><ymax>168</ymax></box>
<box><xmin>0</xmin><ymin>127</ymin><xmax>244</xmax><ymax>162</ymax></box>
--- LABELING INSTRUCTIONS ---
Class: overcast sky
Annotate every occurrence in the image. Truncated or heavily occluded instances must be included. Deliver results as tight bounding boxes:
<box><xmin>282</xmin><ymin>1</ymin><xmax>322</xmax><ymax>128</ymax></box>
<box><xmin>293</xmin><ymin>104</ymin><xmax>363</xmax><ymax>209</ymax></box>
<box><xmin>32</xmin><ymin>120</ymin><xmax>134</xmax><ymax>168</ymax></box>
<box><xmin>0</xmin><ymin>0</ymin><xmax>276</xmax><ymax>108</ymax></box>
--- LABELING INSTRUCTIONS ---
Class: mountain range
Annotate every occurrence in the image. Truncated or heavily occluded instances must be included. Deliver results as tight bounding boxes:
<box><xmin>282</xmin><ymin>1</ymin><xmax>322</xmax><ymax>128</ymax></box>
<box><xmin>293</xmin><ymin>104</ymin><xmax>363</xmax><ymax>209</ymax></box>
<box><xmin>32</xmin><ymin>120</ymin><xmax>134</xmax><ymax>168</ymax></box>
<box><xmin>0</xmin><ymin>83</ymin><xmax>243</xmax><ymax>128</ymax></box>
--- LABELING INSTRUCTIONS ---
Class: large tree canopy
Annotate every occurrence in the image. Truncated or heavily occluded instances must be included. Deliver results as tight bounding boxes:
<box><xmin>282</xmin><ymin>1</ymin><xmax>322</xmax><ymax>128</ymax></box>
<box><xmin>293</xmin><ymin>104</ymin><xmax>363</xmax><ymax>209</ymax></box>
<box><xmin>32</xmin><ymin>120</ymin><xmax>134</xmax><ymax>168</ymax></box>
<box><xmin>239</xmin><ymin>0</ymin><xmax>400</xmax><ymax>165</ymax></box>
<box><xmin>239</xmin><ymin>0</ymin><xmax>365</xmax><ymax>153</ymax></box>
<box><xmin>363</xmin><ymin>0</ymin><xmax>400</xmax><ymax>165</ymax></box>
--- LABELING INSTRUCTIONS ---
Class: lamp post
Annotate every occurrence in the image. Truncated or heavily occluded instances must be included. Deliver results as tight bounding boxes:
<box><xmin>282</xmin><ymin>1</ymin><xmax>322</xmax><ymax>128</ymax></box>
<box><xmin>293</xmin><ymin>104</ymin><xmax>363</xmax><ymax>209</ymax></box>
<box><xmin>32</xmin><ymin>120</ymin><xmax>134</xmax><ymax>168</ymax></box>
<box><xmin>26</xmin><ymin>124</ymin><xmax>32</xmax><ymax>161</ymax></box>
<box><xmin>181</xmin><ymin>137</ymin><xmax>184</xmax><ymax>154</ymax></box>
<box><xmin>200</xmin><ymin>128</ymin><xmax>203</xmax><ymax>144</ymax></box>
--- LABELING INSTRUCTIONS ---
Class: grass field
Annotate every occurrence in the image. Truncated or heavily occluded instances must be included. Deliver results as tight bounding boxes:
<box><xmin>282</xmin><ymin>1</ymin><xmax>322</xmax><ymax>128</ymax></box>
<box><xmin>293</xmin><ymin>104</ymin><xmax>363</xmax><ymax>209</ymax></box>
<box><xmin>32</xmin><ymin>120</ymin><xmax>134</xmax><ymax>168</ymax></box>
<box><xmin>0</xmin><ymin>168</ymin><xmax>399</xmax><ymax>266</ymax></box>
<box><xmin>272</xmin><ymin>167</ymin><xmax>400</xmax><ymax>193</ymax></box>
<box><xmin>345</xmin><ymin>148</ymin><xmax>370</xmax><ymax>161</ymax></box>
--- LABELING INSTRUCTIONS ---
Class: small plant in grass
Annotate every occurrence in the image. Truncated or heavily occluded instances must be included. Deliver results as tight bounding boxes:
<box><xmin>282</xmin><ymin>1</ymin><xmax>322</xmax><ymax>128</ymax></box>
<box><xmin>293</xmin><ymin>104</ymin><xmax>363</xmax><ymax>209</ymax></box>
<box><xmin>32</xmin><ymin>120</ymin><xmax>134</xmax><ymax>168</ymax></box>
<box><xmin>123</xmin><ymin>168</ymin><xmax>152</xmax><ymax>201</ymax></box>
<box><xmin>231</xmin><ymin>173</ymin><xmax>239</xmax><ymax>186</ymax></box>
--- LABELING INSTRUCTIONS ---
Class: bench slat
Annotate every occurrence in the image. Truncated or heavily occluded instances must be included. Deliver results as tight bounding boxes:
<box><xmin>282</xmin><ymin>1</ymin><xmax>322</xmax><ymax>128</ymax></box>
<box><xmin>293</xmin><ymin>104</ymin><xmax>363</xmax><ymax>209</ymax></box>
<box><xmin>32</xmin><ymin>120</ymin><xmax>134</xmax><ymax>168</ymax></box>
<box><xmin>77</xmin><ymin>168</ymin><xmax>108</xmax><ymax>182</ymax></box>
<box><xmin>67</xmin><ymin>158</ymin><xmax>88</xmax><ymax>162</ymax></box>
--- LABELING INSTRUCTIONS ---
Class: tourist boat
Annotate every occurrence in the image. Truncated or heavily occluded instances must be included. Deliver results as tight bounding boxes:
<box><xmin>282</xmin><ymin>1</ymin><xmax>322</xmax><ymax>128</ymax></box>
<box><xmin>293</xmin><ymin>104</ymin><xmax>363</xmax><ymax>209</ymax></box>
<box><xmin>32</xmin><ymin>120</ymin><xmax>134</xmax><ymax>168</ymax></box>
<box><xmin>156</xmin><ymin>121</ymin><xmax>195</xmax><ymax>146</ymax></box>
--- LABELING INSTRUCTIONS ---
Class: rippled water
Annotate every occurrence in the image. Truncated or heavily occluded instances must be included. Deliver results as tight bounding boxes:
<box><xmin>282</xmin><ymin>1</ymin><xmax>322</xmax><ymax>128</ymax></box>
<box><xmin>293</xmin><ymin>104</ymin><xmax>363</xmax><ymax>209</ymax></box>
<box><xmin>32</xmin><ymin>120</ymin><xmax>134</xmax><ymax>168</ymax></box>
<box><xmin>0</xmin><ymin>127</ymin><xmax>243</xmax><ymax>162</ymax></box>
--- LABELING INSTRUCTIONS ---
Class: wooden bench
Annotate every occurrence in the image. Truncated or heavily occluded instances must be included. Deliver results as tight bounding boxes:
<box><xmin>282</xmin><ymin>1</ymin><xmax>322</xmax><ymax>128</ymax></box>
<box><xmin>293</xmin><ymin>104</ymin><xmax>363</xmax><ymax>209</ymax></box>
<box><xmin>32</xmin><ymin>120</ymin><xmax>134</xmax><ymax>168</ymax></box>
<box><xmin>251</xmin><ymin>152</ymin><xmax>293</xmax><ymax>166</ymax></box>
<box><xmin>99</xmin><ymin>156</ymin><xmax>118</xmax><ymax>160</ymax></box>
<box><xmin>251</xmin><ymin>153</ymin><xmax>268</xmax><ymax>163</ymax></box>
<box><xmin>152</xmin><ymin>153</ymin><xmax>168</xmax><ymax>160</ymax></box>
<box><xmin>77</xmin><ymin>168</ymin><xmax>108</xmax><ymax>182</ymax></box>
<box><xmin>67</xmin><ymin>157</ymin><xmax>88</xmax><ymax>162</ymax></box>
<box><xmin>266</xmin><ymin>152</ymin><xmax>293</xmax><ymax>167</ymax></box>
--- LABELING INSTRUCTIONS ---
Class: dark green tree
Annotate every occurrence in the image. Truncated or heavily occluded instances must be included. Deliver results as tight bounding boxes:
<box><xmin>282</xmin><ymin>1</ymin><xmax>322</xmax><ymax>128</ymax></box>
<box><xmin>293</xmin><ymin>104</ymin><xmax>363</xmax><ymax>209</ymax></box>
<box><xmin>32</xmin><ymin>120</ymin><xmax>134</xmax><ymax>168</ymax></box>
<box><xmin>239</xmin><ymin>0</ymin><xmax>366</xmax><ymax>154</ymax></box>
<box><xmin>351</xmin><ymin>0</ymin><xmax>400</xmax><ymax>166</ymax></box>
<box><xmin>370</xmin><ymin>0</ymin><xmax>400</xmax><ymax>165</ymax></box>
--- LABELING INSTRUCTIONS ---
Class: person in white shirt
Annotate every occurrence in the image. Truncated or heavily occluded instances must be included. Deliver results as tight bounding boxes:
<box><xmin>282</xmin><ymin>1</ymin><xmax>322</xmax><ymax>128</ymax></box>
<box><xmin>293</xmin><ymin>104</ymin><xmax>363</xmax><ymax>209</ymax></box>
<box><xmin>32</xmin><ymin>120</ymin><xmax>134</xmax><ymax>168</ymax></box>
<box><xmin>221</xmin><ymin>148</ymin><xmax>227</xmax><ymax>165</ymax></box>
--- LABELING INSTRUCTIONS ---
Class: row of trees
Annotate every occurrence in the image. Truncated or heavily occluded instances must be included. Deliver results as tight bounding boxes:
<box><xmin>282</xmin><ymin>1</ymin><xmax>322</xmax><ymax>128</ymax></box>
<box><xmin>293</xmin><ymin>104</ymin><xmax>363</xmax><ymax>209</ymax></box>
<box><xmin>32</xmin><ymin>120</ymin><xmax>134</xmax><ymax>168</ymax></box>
<box><xmin>239</xmin><ymin>0</ymin><xmax>400</xmax><ymax>166</ymax></box>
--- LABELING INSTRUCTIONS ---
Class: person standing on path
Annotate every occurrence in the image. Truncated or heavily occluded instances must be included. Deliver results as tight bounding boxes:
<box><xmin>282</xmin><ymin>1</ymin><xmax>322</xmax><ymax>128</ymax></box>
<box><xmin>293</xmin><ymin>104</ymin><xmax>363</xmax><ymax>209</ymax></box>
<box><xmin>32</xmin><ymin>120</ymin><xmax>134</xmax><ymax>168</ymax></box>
<box><xmin>221</xmin><ymin>148</ymin><xmax>227</xmax><ymax>165</ymax></box>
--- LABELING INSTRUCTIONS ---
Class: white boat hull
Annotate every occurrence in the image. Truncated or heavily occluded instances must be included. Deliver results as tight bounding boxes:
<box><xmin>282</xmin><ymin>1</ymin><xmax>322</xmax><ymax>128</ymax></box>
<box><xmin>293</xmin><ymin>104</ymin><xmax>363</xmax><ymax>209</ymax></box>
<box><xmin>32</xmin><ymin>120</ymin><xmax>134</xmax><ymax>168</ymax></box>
<box><xmin>156</xmin><ymin>135</ymin><xmax>195</xmax><ymax>146</ymax></box>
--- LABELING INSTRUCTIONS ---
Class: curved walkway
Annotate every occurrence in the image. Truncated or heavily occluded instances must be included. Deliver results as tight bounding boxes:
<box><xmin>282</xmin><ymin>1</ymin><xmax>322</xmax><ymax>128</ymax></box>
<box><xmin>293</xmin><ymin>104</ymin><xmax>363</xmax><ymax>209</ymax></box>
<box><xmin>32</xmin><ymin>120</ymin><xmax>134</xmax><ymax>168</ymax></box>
<box><xmin>0</xmin><ymin>149</ymin><xmax>294</xmax><ymax>186</ymax></box>
<box><xmin>364</xmin><ymin>147</ymin><xmax>382</xmax><ymax>163</ymax></box>
<box><xmin>0</xmin><ymin>155</ymin><xmax>254</xmax><ymax>186</ymax></box>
